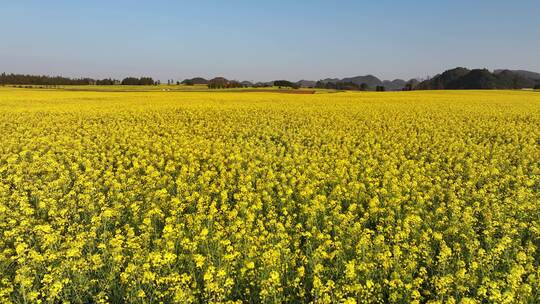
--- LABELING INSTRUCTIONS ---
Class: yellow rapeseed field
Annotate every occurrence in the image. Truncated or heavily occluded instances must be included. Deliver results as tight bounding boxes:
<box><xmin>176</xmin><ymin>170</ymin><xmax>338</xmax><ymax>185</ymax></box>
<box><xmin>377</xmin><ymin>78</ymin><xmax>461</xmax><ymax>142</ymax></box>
<box><xmin>0</xmin><ymin>88</ymin><xmax>539</xmax><ymax>303</ymax></box>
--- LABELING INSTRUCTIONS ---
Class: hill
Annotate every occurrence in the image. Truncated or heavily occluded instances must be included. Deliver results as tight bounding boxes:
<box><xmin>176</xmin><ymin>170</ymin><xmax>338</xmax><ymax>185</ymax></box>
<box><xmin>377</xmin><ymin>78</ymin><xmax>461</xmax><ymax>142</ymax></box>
<box><xmin>297</xmin><ymin>80</ymin><xmax>317</xmax><ymax>88</ymax></box>
<box><xmin>415</xmin><ymin>67</ymin><xmax>470</xmax><ymax>90</ymax></box>
<box><xmin>341</xmin><ymin>75</ymin><xmax>382</xmax><ymax>87</ymax></box>
<box><xmin>382</xmin><ymin>79</ymin><xmax>407</xmax><ymax>91</ymax></box>
<box><xmin>494</xmin><ymin>69</ymin><xmax>540</xmax><ymax>81</ymax></box>
<box><xmin>316</xmin><ymin>75</ymin><xmax>411</xmax><ymax>90</ymax></box>
<box><xmin>416</xmin><ymin>67</ymin><xmax>540</xmax><ymax>90</ymax></box>
<box><xmin>182</xmin><ymin>77</ymin><xmax>209</xmax><ymax>85</ymax></box>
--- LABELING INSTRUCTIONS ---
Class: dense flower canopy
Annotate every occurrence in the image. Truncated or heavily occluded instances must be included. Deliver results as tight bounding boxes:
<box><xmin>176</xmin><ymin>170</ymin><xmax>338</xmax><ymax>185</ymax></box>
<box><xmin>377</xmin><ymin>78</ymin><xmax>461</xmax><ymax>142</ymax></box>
<box><xmin>0</xmin><ymin>89</ymin><xmax>539</xmax><ymax>303</ymax></box>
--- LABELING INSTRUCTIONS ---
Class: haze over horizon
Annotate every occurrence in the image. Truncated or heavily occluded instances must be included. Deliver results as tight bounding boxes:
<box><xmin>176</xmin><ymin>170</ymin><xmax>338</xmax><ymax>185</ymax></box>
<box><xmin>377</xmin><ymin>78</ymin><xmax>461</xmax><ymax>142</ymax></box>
<box><xmin>1</xmin><ymin>0</ymin><xmax>539</xmax><ymax>82</ymax></box>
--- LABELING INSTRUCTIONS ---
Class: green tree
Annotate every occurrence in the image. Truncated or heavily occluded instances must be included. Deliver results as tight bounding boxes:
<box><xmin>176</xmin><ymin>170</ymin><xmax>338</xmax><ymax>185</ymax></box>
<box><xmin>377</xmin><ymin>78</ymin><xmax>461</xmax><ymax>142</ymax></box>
<box><xmin>360</xmin><ymin>83</ymin><xmax>369</xmax><ymax>91</ymax></box>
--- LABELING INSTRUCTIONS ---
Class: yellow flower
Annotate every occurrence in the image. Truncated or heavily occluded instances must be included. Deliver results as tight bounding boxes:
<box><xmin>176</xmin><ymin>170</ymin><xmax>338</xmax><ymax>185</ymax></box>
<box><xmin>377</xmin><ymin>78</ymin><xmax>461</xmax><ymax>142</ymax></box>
<box><xmin>194</xmin><ymin>254</ymin><xmax>206</xmax><ymax>268</ymax></box>
<box><xmin>1</xmin><ymin>88</ymin><xmax>538</xmax><ymax>303</ymax></box>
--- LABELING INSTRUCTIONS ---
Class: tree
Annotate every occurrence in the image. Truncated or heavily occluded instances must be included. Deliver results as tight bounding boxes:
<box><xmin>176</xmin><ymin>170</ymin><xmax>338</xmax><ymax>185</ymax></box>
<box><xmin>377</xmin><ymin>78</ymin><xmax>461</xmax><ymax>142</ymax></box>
<box><xmin>535</xmin><ymin>83</ymin><xmax>540</xmax><ymax>90</ymax></box>
<box><xmin>376</xmin><ymin>86</ymin><xmax>386</xmax><ymax>92</ymax></box>
<box><xmin>208</xmin><ymin>77</ymin><xmax>229</xmax><ymax>89</ymax></box>
<box><xmin>96</xmin><ymin>78</ymin><xmax>117</xmax><ymax>85</ymax></box>
<box><xmin>121</xmin><ymin>77</ymin><xmax>139</xmax><ymax>85</ymax></box>
<box><xmin>273</xmin><ymin>80</ymin><xmax>299</xmax><ymax>89</ymax></box>
<box><xmin>360</xmin><ymin>83</ymin><xmax>369</xmax><ymax>91</ymax></box>
<box><xmin>182</xmin><ymin>77</ymin><xmax>208</xmax><ymax>85</ymax></box>
<box><xmin>121</xmin><ymin>77</ymin><xmax>155</xmax><ymax>85</ymax></box>
<box><xmin>140</xmin><ymin>77</ymin><xmax>155</xmax><ymax>85</ymax></box>
<box><xmin>0</xmin><ymin>73</ymin><xmax>97</xmax><ymax>85</ymax></box>
<box><xmin>0</xmin><ymin>73</ymin><xmax>156</xmax><ymax>86</ymax></box>
<box><xmin>253</xmin><ymin>82</ymin><xmax>271</xmax><ymax>88</ymax></box>
<box><xmin>208</xmin><ymin>78</ymin><xmax>245</xmax><ymax>89</ymax></box>
<box><xmin>228</xmin><ymin>81</ymin><xmax>243</xmax><ymax>88</ymax></box>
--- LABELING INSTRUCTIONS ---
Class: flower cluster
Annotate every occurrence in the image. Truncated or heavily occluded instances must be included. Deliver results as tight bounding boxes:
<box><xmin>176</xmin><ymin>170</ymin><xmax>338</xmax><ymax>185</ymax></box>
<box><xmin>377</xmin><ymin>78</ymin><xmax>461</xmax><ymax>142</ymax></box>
<box><xmin>0</xmin><ymin>88</ymin><xmax>539</xmax><ymax>303</ymax></box>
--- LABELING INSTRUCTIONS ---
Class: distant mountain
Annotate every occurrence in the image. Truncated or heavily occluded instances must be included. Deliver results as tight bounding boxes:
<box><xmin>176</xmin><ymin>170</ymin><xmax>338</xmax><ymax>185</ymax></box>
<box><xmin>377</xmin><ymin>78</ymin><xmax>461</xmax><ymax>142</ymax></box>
<box><xmin>316</xmin><ymin>75</ymin><xmax>410</xmax><ymax>90</ymax></box>
<box><xmin>297</xmin><ymin>80</ymin><xmax>317</xmax><ymax>88</ymax></box>
<box><xmin>182</xmin><ymin>77</ymin><xmax>209</xmax><ymax>85</ymax></box>
<box><xmin>253</xmin><ymin>81</ymin><xmax>273</xmax><ymax>87</ymax></box>
<box><xmin>175</xmin><ymin>68</ymin><xmax>540</xmax><ymax>91</ymax></box>
<box><xmin>407</xmin><ymin>79</ymin><xmax>420</xmax><ymax>87</ymax></box>
<box><xmin>447</xmin><ymin>69</ymin><xmax>499</xmax><ymax>89</ymax></box>
<box><xmin>416</xmin><ymin>67</ymin><xmax>540</xmax><ymax>90</ymax></box>
<box><xmin>342</xmin><ymin>75</ymin><xmax>382</xmax><ymax>87</ymax></box>
<box><xmin>320</xmin><ymin>78</ymin><xmax>342</xmax><ymax>84</ymax></box>
<box><xmin>315</xmin><ymin>68</ymin><xmax>540</xmax><ymax>91</ymax></box>
<box><xmin>383</xmin><ymin>79</ymin><xmax>407</xmax><ymax>91</ymax></box>
<box><xmin>494</xmin><ymin>70</ymin><xmax>538</xmax><ymax>88</ymax></box>
<box><xmin>416</xmin><ymin>67</ymin><xmax>470</xmax><ymax>90</ymax></box>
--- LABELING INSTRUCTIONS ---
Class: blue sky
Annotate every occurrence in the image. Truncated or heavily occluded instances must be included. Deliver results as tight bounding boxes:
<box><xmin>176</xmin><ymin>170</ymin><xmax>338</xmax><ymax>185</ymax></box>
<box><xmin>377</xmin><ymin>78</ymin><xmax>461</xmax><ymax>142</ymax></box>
<box><xmin>1</xmin><ymin>0</ymin><xmax>539</xmax><ymax>81</ymax></box>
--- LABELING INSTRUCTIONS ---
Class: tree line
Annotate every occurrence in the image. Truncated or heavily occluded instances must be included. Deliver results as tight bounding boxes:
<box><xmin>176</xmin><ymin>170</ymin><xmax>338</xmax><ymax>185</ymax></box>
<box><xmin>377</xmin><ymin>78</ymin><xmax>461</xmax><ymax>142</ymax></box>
<box><xmin>273</xmin><ymin>80</ymin><xmax>300</xmax><ymax>89</ymax></box>
<box><xmin>119</xmin><ymin>77</ymin><xmax>156</xmax><ymax>85</ymax></box>
<box><xmin>315</xmin><ymin>81</ymin><xmax>372</xmax><ymax>91</ymax></box>
<box><xmin>207</xmin><ymin>77</ymin><xmax>244</xmax><ymax>89</ymax></box>
<box><xmin>0</xmin><ymin>73</ymin><xmax>156</xmax><ymax>86</ymax></box>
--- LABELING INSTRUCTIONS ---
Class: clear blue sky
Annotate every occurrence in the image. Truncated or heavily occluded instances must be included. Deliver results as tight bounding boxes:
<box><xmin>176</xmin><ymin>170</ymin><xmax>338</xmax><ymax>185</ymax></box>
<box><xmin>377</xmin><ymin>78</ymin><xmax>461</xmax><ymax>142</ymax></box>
<box><xmin>1</xmin><ymin>0</ymin><xmax>539</xmax><ymax>82</ymax></box>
